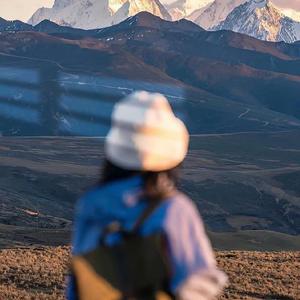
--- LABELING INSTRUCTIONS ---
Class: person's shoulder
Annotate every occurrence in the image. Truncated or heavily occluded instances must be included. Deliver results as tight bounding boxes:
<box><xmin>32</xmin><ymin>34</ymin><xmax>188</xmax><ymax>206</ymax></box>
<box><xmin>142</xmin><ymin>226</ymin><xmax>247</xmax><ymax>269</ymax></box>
<box><xmin>163</xmin><ymin>192</ymin><xmax>206</xmax><ymax>238</ymax></box>
<box><xmin>167</xmin><ymin>192</ymin><xmax>200</xmax><ymax>218</ymax></box>
<box><xmin>170</xmin><ymin>192</ymin><xmax>197</xmax><ymax>208</ymax></box>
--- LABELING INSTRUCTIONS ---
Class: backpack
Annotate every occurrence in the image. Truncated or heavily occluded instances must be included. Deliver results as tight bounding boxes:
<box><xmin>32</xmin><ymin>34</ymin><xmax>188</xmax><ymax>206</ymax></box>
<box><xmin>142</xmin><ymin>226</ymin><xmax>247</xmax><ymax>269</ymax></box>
<box><xmin>72</xmin><ymin>200</ymin><xmax>174</xmax><ymax>300</ymax></box>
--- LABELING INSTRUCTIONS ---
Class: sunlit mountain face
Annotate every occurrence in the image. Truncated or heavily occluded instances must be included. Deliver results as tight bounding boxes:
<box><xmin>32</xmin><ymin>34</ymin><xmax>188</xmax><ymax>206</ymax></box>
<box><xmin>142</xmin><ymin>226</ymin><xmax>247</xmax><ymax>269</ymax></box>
<box><xmin>28</xmin><ymin>0</ymin><xmax>171</xmax><ymax>29</ymax></box>
<box><xmin>214</xmin><ymin>0</ymin><xmax>300</xmax><ymax>43</ymax></box>
<box><xmin>24</xmin><ymin>0</ymin><xmax>300</xmax><ymax>43</ymax></box>
<box><xmin>166</xmin><ymin>0</ymin><xmax>214</xmax><ymax>20</ymax></box>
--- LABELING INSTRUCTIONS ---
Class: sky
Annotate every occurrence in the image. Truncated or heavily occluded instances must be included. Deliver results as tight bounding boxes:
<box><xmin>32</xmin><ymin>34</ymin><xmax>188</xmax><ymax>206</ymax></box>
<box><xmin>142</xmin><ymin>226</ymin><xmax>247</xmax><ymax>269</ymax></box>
<box><xmin>0</xmin><ymin>0</ymin><xmax>54</xmax><ymax>21</ymax></box>
<box><xmin>0</xmin><ymin>0</ymin><xmax>300</xmax><ymax>22</ymax></box>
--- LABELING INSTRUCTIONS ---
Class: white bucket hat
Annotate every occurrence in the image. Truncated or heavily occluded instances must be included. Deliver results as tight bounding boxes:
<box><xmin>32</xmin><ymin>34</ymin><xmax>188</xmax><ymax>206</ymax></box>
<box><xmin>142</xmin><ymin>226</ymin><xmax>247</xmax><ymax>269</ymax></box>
<box><xmin>105</xmin><ymin>91</ymin><xmax>189</xmax><ymax>171</ymax></box>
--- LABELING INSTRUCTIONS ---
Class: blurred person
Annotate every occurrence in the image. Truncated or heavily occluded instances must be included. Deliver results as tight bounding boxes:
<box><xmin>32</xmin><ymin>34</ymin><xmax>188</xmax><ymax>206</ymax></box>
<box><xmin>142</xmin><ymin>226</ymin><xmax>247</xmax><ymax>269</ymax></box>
<box><xmin>67</xmin><ymin>91</ymin><xmax>227</xmax><ymax>300</ymax></box>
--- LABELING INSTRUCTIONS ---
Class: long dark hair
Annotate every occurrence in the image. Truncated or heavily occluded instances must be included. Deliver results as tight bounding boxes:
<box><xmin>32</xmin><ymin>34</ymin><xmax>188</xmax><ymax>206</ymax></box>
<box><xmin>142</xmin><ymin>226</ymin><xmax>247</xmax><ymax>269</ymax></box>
<box><xmin>99</xmin><ymin>159</ymin><xmax>180</xmax><ymax>201</ymax></box>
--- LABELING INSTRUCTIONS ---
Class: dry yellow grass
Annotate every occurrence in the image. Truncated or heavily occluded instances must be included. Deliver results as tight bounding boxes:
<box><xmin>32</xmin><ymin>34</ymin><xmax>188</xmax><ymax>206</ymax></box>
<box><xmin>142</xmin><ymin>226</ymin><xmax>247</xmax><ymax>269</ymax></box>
<box><xmin>0</xmin><ymin>247</ymin><xmax>299</xmax><ymax>299</ymax></box>
<box><xmin>0</xmin><ymin>247</ymin><xmax>69</xmax><ymax>300</ymax></box>
<box><xmin>217</xmin><ymin>252</ymin><xmax>300</xmax><ymax>299</ymax></box>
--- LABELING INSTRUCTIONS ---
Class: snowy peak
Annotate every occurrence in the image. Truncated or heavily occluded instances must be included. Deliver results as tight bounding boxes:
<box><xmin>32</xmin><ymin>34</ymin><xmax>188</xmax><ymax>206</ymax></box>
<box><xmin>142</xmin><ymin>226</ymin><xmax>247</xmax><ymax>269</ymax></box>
<box><xmin>215</xmin><ymin>0</ymin><xmax>300</xmax><ymax>43</ymax></box>
<box><xmin>250</xmin><ymin>0</ymin><xmax>268</xmax><ymax>9</ymax></box>
<box><xmin>167</xmin><ymin>0</ymin><xmax>213</xmax><ymax>20</ymax></box>
<box><xmin>182</xmin><ymin>0</ymin><xmax>213</xmax><ymax>16</ymax></box>
<box><xmin>192</xmin><ymin>0</ymin><xmax>247</xmax><ymax>29</ymax></box>
<box><xmin>28</xmin><ymin>0</ymin><xmax>171</xmax><ymax>30</ymax></box>
<box><xmin>27</xmin><ymin>0</ymin><xmax>300</xmax><ymax>42</ymax></box>
<box><xmin>273</xmin><ymin>6</ymin><xmax>300</xmax><ymax>22</ymax></box>
<box><xmin>53</xmin><ymin>0</ymin><xmax>73</xmax><ymax>9</ymax></box>
<box><xmin>28</xmin><ymin>0</ymin><xmax>111</xmax><ymax>29</ymax></box>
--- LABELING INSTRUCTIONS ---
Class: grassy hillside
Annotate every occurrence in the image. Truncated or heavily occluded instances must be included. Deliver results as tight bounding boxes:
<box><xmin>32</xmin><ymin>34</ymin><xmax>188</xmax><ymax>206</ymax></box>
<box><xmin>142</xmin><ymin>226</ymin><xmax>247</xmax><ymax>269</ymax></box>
<box><xmin>0</xmin><ymin>132</ymin><xmax>300</xmax><ymax>250</ymax></box>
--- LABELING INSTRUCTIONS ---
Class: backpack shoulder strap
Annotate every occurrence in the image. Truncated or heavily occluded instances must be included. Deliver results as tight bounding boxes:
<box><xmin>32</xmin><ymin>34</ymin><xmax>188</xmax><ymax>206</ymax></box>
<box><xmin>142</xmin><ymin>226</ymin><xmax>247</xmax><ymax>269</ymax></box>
<box><xmin>132</xmin><ymin>189</ymin><xmax>179</xmax><ymax>233</ymax></box>
<box><xmin>131</xmin><ymin>199</ymin><xmax>162</xmax><ymax>233</ymax></box>
<box><xmin>100</xmin><ymin>199</ymin><xmax>162</xmax><ymax>245</ymax></box>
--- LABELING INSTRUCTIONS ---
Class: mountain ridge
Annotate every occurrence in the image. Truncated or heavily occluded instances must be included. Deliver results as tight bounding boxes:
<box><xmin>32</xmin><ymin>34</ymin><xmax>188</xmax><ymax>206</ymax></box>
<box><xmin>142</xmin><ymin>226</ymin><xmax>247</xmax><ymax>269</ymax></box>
<box><xmin>0</xmin><ymin>12</ymin><xmax>204</xmax><ymax>37</ymax></box>
<box><xmin>28</xmin><ymin>0</ymin><xmax>171</xmax><ymax>30</ymax></box>
<box><xmin>0</xmin><ymin>0</ymin><xmax>292</xmax><ymax>43</ymax></box>
<box><xmin>4</xmin><ymin>0</ymin><xmax>299</xmax><ymax>43</ymax></box>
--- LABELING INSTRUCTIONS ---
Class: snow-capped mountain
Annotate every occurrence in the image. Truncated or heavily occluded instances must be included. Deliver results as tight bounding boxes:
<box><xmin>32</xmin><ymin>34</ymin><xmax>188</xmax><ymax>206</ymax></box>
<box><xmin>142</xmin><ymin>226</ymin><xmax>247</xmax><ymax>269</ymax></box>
<box><xmin>28</xmin><ymin>0</ymin><xmax>171</xmax><ymax>29</ymax></box>
<box><xmin>277</xmin><ymin>8</ymin><xmax>300</xmax><ymax>22</ymax></box>
<box><xmin>215</xmin><ymin>0</ymin><xmax>300</xmax><ymax>43</ymax></box>
<box><xmin>167</xmin><ymin>0</ymin><xmax>213</xmax><ymax>20</ymax></box>
<box><xmin>27</xmin><ymin>0</ymin><xmax>300</xmax><ymax>42</ymax></box>
<box><xmin>191</xmin><ymin>0</ymin><xmax>247</xmax><ymax>29</ymax></box>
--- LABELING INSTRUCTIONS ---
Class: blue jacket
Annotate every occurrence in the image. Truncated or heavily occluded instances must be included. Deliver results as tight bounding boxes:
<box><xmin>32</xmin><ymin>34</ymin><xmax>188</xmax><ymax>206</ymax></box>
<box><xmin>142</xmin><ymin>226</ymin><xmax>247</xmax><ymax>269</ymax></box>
<box><xmin>67</xmin><ymin>176</ymin><xmax>223</xmax><ymax>299</ymax></box>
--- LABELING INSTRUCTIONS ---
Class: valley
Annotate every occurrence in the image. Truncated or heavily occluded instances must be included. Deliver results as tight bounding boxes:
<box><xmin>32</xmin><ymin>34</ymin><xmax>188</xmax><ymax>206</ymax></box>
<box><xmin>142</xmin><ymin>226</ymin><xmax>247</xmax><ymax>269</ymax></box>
<box><xmin>1</xmin><ymin>132</ymin><xmax>299</xmax><ymax>250</ymax></box>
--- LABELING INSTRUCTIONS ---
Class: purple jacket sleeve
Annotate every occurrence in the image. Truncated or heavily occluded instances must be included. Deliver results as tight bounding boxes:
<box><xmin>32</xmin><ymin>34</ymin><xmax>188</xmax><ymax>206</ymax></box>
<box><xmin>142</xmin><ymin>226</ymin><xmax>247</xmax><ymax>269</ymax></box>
<box><xmin>162</xmin><ymin>195</ymin><xmax>227</xmax><ymax>296</ymax></box>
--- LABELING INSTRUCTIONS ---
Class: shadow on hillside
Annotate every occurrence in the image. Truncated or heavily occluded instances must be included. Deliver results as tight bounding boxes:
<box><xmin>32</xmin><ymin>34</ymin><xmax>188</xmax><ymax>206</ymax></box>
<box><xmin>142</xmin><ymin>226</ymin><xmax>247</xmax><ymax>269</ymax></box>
<box><xmin>0</xmin><ymin>61</ymin><xmax>187</xmax><ymax>136</ymax></box>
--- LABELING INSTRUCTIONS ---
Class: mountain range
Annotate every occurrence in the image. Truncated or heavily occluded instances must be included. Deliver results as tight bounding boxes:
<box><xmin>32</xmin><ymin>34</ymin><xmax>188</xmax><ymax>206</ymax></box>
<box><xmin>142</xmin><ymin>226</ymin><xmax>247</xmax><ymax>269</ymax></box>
<box><xmin>26</xmin><ymin>0</ymin><xmax>300</xmax><ymax>43</ymax></box>
<box><xmin>29</xmin><ymin>0</ymin><xmax>171</xmax><ymax>30</ymax></box>
<box><xmin>1</xmin><ymin>12</ymin><xmax>300</xmax><ymax>136</ymax></box>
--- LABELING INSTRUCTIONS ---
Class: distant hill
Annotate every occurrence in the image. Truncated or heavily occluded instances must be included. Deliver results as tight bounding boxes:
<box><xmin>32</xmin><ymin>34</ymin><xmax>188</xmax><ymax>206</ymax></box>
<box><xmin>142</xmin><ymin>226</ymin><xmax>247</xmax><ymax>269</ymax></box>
<box><xmin>0</xmin><ymin>17</ymin><xmax>32</xmax><ymax>31</ymax></box>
